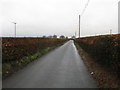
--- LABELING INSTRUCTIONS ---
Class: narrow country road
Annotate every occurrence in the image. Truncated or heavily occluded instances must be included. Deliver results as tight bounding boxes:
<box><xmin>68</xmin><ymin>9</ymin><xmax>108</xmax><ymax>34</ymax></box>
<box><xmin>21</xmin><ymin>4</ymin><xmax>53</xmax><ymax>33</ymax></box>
<box><xmin>3</xmin><ymin>40</ymin><xmax>97</xmax><ymax>88</ymax></box>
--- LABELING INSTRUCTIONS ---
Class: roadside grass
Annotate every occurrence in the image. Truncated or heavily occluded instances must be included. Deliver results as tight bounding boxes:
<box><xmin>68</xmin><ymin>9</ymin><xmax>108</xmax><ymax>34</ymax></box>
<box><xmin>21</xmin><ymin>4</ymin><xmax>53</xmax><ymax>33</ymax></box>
<box><xmin>2</xmin><ymin>46</ymin><xmax>56</xmax><ymax>79</ymax></box>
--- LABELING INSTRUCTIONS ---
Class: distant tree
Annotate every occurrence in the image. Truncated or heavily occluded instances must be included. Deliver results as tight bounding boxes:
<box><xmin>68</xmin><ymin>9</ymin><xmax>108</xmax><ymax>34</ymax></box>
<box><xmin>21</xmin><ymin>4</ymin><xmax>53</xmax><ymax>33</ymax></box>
<box><xmin>53</xmin><ymin>35</ymin><xmax>57</xmax><ymax>38</ymax></box>
<box><xmin>48</xmin><ymin>36</ymin><xmax>53</xmax><ymax>38</ymax></box>
<box><xmin>71</xmin><ymin>36</ymin><xmax>75</xmax><ymax>39</ymax></box>
<box><xmin>60</xmin><ymin>35</ymin><xmax>65</xmax><ymax>39</ymax></box>
<box><xmin>43</xmin><ymin>35</ymin><xmax>46</xmax><ymax>38</ymax></box>
<box><xmin>66</xmin><ymin>37</ymin><xmax>68</xmax><ymax>39</ymax></box>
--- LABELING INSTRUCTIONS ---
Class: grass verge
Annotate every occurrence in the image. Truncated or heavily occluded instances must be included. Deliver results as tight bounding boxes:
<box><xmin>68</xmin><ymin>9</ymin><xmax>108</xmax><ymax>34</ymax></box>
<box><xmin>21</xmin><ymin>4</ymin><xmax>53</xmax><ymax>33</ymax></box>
<box><xmin>75</xmin><ymin>43</ymin><xmax>120</xmax><ymax>88</ymax></box>
<box><xmin>3</xmin><ymin>46</ymin><xmax>58</xmax><ymax>79</ymax></box>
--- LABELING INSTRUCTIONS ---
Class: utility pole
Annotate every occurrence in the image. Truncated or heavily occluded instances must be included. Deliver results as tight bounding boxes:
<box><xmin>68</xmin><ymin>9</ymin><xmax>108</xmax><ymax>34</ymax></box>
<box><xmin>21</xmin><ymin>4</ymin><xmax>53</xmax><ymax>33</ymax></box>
<box><xmin>11</xmin><ymin>22</ymin><xmax>17</xmax><ymax>37</ymax></box>
<box><xmin>78</xmin><ymin>0</ymin><xmax>90</xmax><ymax>38</ymax></box>
<box><xmin>118</xmin><ymin>1</ymin><xmax>120</xmax><ymax>34</ymax></box>
<box><xmin>15</xmin><ymin>23</ymin><xmax>17</xmax><ymax>37</ymax></box>
<box><xmin>110</xmin><ymin>29</ymin><xmax>112</xmax><ymax>35</ymax></box>
<box><xmin>79</xmin><ymin>15</ymin><xmax>81</xmax><ymax>38</ymax></box>
<box><xmin>75</xmin><ymin>32</ymin><xmax>76</xmax><ymax>38</ymax></box>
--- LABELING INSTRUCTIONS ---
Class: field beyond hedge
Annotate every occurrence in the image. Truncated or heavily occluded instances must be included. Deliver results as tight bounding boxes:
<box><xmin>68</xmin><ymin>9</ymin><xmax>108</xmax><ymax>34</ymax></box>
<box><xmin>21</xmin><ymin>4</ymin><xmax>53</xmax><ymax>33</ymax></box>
<box><xmin>75</xmin><ymin>34</ymin><xmax>120</xmax><ymax>78</ymax></box>
<box><xmin>2</xmin><ymin>37</ymin><xmax>68</xmax><ymax>78</ymax></box>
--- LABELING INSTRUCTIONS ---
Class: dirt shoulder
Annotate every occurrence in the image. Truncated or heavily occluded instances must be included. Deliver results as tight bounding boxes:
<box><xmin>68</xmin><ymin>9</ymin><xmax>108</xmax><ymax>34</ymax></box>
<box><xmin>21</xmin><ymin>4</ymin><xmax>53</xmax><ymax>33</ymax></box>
<box><xmin>75</xmin><ymin>43</ymin><xmax>120</xmax><ymax>88</ymax></box>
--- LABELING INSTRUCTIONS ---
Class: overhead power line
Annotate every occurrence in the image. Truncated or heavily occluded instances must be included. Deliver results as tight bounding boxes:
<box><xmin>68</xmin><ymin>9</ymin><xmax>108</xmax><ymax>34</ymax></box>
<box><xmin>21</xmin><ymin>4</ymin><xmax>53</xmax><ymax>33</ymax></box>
<box><xmin>81</xmin><ymin>0</ymin><xmax>90</xmax><ymax>16</ymax></box>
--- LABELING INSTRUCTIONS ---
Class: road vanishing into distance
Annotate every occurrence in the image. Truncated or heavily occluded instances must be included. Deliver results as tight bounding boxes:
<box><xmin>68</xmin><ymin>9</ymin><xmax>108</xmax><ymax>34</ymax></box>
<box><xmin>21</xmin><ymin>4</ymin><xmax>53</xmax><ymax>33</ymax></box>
<box><xmin>3</xmin><ymin>40</ymin><xmax>97</xmax><ymax>88</ymax></box>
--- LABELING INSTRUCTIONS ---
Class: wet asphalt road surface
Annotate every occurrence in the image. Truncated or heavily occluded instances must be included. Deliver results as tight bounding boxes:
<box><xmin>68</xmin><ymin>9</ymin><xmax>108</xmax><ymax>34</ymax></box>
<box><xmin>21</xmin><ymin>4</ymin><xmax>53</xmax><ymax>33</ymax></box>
<box><xmin>3</xmin><ymin>40</ymin><xmax>97</xmax><ymax>88</ymax></box>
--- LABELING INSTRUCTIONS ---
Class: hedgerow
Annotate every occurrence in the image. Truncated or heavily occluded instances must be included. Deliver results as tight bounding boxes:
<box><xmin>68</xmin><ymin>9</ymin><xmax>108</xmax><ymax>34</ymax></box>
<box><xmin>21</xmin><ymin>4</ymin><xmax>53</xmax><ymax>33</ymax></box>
<box><xmin>75</xmin><ymin>34</ymin><xmax>120</xmax><ymax>78</ymax></box>
<box><xmin>2</xmin><ymin>37</ymin><xmax>68</xmax><ymax>78</ymax></box>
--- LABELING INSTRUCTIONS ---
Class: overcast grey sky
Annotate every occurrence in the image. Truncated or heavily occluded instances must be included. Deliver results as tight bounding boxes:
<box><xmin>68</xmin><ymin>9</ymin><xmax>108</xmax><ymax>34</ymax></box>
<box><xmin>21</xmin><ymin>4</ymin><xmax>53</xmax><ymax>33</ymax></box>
<box><xmin>0</xmin><ymin>0</ymin><xmax>119</xmax><ymax>37</ymax></box>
